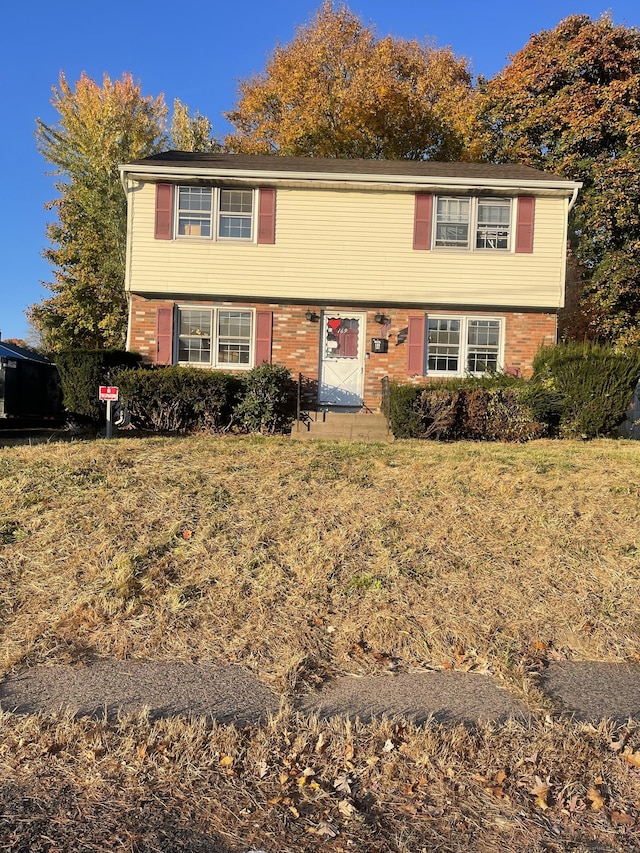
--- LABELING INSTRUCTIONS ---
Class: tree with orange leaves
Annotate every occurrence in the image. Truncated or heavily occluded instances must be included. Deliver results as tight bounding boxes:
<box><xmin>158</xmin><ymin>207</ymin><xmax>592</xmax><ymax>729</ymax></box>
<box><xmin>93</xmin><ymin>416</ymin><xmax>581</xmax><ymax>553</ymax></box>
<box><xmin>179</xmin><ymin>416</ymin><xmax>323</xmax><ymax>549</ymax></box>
<box><xmin>479</xmin><ymin>14</ymin><xmax>640</xmax><ymax>343</ymax></box>
<box><xmin>225</xmin><ymin>1</ymin><xmax>477</xmax><ymax>161</ymax></box>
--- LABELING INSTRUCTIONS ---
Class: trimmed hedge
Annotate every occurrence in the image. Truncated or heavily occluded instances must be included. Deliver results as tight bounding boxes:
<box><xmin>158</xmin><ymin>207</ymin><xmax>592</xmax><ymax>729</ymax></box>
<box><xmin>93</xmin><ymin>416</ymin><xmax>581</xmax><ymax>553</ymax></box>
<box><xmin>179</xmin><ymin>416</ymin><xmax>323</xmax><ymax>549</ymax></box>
<box><xmin>387</xmin><ymin>343</ymin><xmax>640</xmax><ymax>441</ymax></box>
<box><xmin>55</xmin><ymin>350</ymin><xmax>143</xmax><ymax>422</ymax></box>
<box><xmin>532</xmin><ymin>341</ymin><xmax>640</xmax><ymax>438</ymax></box>
<box><xmin>115</xmin><ymin>366</ymin><xmax>241</xmax><ymax>433</ymax></box>
<box><xmin>115</xmin><ymin>363</ymin><xmax>296</xmax><ymax>435</ymax></box>
<box><xmin>386</xmin><ymin>382</ymin><xmax>424</xmax><ymax>439</ymax></box>
<box><xmin>387</xmin><ymin>379</ymin><xmax>545</xmax><ymax>441</ymax></box>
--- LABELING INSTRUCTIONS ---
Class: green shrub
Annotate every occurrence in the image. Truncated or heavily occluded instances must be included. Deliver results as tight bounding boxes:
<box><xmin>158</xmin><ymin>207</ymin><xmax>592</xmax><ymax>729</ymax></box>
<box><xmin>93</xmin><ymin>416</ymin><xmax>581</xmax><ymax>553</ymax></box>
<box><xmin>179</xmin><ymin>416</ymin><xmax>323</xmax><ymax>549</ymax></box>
<box><xmin>233</xmin><ymin>363</ymin><xmax>297</xmax><ymax>434</ymax></box>
<box><xmin>515</xmin><ymin>381</ymin><xmax>566</xmax><ymax>436</ymax></box>
<box><xmin>116</xmin><ymin>366</ymin><xmax>240</xmax><ymax>433</ymax></box>
<box><xmin>387</xmin><ymin>382</ymin><xmax>423</xmax><ymax>438</ymax></box>
<box><xmin>55</xmin><ymin>350</ymin><xmax>143</xmax><ymax>422</ymax></box>
<box><xmin>533</xmin><ymin>341</ymin><xmax>640</xmax><ymax>438</ymax></box>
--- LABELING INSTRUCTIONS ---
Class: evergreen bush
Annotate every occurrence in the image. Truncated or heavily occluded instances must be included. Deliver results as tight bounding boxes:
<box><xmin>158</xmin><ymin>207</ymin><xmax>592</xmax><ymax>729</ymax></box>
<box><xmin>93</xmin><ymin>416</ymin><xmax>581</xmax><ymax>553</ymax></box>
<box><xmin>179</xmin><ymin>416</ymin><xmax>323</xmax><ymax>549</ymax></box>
<box><xmin>387</xmin><ymin>382</ymin><xmax>423</xmax><ymax>438</ymax></box>
<box><xmin>233</xmin><ymin>363</ymin><xmax>297</xmax><ymax>434</ymax></box>
<box><xmin>55</xmin><ymin>350</ymin><xmax>142</xmax><ymax>422</ymax></box>
<box><xmin>116</xmin><ymin>366</ymin><xmax>240</xmax><ymax>433</ymax></box>
<box><xmin>533</xmin><ymin>341</ymin><xmax>640</xmax><ymax>438</ymax></box>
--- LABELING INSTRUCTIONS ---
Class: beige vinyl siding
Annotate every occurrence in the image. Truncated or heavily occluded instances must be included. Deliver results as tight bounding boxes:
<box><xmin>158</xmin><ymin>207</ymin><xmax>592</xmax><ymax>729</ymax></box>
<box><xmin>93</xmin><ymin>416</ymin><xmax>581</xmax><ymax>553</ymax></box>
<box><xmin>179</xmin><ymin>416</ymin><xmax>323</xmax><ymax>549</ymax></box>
<box><xmin>126</xmin><ymin>182</ymin><xmax>568</xmax><ymax>309</ymax></box>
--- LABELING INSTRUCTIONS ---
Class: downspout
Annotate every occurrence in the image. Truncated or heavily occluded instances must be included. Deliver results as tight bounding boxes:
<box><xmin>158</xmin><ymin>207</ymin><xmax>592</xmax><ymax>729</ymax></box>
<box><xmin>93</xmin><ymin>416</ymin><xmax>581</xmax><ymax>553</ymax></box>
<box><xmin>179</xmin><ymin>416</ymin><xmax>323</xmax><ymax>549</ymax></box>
<box><xmin>118</xmin><ymin>165</ymin><xmax>128</xmax><ymax>193</ymax></box>
<box><xmin>120</xmin><ymin>170</ymin><xmax>134</xmax><ymax>352</ymax></box>
<box><xmin>557</xmin><ymin>185</ymin><xmax>582</xmax><ymax>323</ymax></box>
<box><xmin>568</xmin><ymin>185</ymin><xmax>580</xmax><ymax>213</ymax></box>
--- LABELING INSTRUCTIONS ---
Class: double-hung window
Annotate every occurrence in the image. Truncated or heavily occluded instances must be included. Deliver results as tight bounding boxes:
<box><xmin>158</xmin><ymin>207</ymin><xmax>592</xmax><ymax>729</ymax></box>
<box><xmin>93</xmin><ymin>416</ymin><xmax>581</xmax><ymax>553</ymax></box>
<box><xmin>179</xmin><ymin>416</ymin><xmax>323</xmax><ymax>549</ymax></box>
<box><xmin>434</xmin><ymin>196</ymin><xmax>512</xmax><ymax>251</ymax></box>
<box><xmin>434</xmin><ymin>198</ymin><xmax>471</xmax><ymax>248</ymax></box>
<box><xmin>427</xmin><ymin>316</ymin><xmax>502</xmax><ymax>375</ymax></box>
<box><xmin>476</xmin><ymin>199</ymin><xmax>511</xmax><ymax>249</ymax></box>
<box><xmin>177</xmin><ymin>187</ymin><xmax>212</xmax><ymax>237</ymax></box>
<box><xmin>177</xmin><ymin>307</ymin><xmax>253</xmax><ymax>368</ymax></box>
<box><xmin>218</xmin><ymin>189</ymin><xmax>253</xmax><ymax>239</ymax></box>
<box><xmin>176</xmin><ymin>187</ymin><xmax>255</xmax><ymax>241</ymax></box>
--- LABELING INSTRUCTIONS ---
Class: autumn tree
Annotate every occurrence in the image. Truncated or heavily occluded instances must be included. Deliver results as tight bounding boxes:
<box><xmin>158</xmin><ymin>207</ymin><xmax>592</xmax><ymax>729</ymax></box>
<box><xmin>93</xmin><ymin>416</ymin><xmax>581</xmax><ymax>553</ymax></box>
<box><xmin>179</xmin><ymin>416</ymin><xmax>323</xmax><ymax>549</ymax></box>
<box><xmin>31</xmin><ymin>72</ymin><xmax>168</xmax><ymax>350</ymax></box>
<box><xmin>170</xmin><ymin>98</ymin><xmax>220</xmax><ymax>152</ymax></box>
<box><xmin>479</xmin><ymin>15</ymin><xmax>640</xmax><ymax>343</ymax></box>
<box><xmin>225</xmin><ymin>1</ymin><xmax>477</xmax><ymax>160</ymax></box>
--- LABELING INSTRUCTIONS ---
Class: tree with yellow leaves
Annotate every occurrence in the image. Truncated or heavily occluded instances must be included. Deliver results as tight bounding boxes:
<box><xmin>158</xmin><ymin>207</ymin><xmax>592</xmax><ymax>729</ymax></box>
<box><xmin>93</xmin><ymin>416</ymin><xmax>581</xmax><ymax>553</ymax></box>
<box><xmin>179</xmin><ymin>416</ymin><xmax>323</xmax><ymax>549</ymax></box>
<box><xmin>31</xmin><ymin>72</ymin><xmax>168</xmax><ymax>350</ymax></box>
<box><xmin>225</xmin><ymin>1</ymin><xmax>476</xmax><ymax>160</ymax></box>
<box><xmin>170</xmin><ymin>98</ymin><xmax>220</xmax><ymax>152</ymax></box>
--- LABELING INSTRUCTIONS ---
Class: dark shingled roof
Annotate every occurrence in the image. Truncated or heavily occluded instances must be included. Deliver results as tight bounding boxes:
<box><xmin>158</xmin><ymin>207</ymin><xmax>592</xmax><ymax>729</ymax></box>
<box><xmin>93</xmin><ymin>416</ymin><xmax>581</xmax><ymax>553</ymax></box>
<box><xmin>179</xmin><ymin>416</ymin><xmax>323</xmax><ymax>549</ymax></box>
<box><xmin>126</xmin><ymin>151</ymin><xmax>571</xmax><ymax>184</ymax></box>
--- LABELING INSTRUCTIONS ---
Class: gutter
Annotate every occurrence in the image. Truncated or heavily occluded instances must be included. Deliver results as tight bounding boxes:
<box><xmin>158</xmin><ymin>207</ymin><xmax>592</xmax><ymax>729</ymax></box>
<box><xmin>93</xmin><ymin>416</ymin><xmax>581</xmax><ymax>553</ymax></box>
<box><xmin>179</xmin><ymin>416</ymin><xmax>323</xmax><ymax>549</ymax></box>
<box><xmin>118</xmin><ymin>164</ymin><xmax>582</xmax><ymax>196</ymax></box>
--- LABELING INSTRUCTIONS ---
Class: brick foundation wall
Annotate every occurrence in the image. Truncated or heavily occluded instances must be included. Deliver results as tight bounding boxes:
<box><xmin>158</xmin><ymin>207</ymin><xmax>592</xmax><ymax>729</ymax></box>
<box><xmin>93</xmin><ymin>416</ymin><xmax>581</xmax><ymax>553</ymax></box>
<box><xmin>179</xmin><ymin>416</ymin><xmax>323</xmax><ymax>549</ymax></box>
<box><xmin>128</xmin><ymin>295</ymin><xmax>557</xmax><ymax>411</ymax></box>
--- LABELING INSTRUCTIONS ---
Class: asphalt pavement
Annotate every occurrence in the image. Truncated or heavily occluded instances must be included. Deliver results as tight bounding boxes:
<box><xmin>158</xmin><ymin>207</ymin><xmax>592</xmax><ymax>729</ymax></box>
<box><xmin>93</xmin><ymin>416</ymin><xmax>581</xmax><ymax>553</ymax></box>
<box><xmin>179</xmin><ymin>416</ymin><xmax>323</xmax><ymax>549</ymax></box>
<box><xmin>1</xmin><ymin>659</ymin><xmax>639</xmax><ymax>724</ymax></box>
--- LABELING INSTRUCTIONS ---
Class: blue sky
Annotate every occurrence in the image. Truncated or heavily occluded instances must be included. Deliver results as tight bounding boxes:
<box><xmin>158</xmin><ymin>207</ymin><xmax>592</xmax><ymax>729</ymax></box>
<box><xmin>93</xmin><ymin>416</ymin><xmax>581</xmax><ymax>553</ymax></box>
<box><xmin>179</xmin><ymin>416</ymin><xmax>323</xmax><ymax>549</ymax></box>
<box><xmin>1</xmin><ymin>0</ymin><xmax>638</xmax><ymax>343</ymax></box>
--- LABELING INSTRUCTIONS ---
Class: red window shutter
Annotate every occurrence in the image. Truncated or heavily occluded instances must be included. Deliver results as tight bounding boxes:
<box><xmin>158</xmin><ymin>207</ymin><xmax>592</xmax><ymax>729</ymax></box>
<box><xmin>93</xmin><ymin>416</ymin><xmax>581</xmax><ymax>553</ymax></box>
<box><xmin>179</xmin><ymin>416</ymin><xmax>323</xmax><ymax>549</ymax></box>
<box><xmin>155</xmin><ymin>184</ymin><xmax>173</xmax><ymax>240</ymax></box>
<box><xmin>407</xmin><ymin>315</ymin><xmax>425</xmax><ymax>375</ymax></box>
<box><xmin>257</xmin><ymin>188</ymin><xmax>276</xmax><ymax>244</ymax></box>
<box><xmin>515</xmin><ymin>196</ymin><xmax>535</xmax><ymax>253</ymax></box>
<box><xmin>413</xmin><ymin>193</ymin><xmax>433</xmax><ymax>250</ymax></box>
<box><xmin>155</xmin><ymin>306</ymin><xmax>174</xmax><ymax>365</ymax></box>
<box><xmin>255</xmin><ymin>310</ymin><xmax>273</xmax><ymax>365</ymax></box>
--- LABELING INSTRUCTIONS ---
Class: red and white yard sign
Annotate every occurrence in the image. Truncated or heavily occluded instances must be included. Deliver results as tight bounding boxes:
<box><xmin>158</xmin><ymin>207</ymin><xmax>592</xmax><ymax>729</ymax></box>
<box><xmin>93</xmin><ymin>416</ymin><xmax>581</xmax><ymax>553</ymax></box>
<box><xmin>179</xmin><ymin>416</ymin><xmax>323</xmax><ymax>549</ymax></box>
<box><xmin>98</xmin><ymin>386</ymin><xmax>119</xmax><ymax>401</ymax></box>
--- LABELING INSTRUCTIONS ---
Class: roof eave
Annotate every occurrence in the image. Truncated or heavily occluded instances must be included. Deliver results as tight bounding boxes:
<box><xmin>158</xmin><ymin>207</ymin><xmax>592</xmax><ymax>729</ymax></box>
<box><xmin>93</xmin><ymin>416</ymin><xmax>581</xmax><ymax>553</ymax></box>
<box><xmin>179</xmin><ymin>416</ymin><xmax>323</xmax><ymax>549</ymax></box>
<box><xmin>119</xmin><ymin>163</ymin><xmax>582</xmax><ymax>195</ymax></box>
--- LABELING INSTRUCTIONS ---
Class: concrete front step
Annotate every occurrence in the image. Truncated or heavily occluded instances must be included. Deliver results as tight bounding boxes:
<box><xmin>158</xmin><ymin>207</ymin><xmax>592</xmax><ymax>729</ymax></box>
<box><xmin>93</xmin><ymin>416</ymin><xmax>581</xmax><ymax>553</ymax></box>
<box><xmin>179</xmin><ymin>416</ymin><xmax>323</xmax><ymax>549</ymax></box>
<box><xmin>290</xmin><ymin>411</ymin><xmax>393</xmax><ymax>442</ymax></box>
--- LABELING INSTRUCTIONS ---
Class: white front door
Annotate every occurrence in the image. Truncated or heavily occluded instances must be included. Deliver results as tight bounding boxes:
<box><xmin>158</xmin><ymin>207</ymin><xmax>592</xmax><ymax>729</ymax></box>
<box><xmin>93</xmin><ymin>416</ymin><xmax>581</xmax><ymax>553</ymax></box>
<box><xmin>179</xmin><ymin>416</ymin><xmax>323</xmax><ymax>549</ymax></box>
<box><xmin>319</xmin><ymin>311</ymin><xmax>366</xmax><ymax>406</ymax></box>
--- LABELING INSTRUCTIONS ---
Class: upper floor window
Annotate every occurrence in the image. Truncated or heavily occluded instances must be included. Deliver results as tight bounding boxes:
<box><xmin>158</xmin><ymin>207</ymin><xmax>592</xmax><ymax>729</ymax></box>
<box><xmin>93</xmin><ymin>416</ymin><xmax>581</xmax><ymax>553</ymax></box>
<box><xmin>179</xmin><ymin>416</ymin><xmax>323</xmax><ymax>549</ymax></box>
<box><xmin>177</xmin><ymin>187</ymin><xmax>213</xmax><ymax>237</ymax></box>
<box><xmin>176</xmin><ymin>187</ymin><xmax>255</xmax><ymax>241</ymax></box>
<box><xmin>435</xmin><ymin>198</ymin><xmax>470</xmax><ymax>248</ymax></box>
<box><xmin>476</xmin><ymin>200</ymin><xmax>511</xmax><ymax>249</ymax></box>
<box><xmin>434</xmin><ymin>196</ymin><xmax>512</xmax><ymax>251</ymax></box>
<box><xmin>155</xmin><ymin>184</ymin><xmax>276</xmax><ymax>244</ymax></box>
<box><xmin>218</xmin><ymin>189</ymin><xmax>253</xmax><ymax>239</ymax></box>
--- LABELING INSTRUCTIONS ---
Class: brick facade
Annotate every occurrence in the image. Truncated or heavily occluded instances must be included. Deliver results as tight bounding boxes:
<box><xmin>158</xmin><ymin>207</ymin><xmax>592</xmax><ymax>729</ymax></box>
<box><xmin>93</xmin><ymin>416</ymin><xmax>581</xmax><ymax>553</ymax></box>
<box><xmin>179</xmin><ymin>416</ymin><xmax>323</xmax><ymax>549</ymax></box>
<box><xmin>128</xmin><ymin>295</ymin><xmax>557</xmax><ymax>411</ymax></box>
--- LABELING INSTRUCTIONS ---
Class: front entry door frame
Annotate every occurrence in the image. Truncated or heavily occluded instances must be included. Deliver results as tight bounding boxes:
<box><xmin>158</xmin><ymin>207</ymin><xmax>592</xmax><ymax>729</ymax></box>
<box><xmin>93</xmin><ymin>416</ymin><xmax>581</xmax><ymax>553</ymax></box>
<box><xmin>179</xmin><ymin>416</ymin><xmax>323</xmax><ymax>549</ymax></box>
<box><xmin>318</xmin><ymin>310</ymin><xmax>367</xmax><ymax>407</ymax></box>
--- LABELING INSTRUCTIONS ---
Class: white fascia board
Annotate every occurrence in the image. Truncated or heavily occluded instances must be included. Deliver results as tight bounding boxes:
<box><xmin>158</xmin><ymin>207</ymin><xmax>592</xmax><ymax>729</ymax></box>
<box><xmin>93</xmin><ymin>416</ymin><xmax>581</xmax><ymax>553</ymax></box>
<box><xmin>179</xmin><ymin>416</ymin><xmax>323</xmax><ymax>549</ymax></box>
<box><xmin>119</xmin><ymin>164</ymin><xmax>582</xmax><ymax>195</ymax></box>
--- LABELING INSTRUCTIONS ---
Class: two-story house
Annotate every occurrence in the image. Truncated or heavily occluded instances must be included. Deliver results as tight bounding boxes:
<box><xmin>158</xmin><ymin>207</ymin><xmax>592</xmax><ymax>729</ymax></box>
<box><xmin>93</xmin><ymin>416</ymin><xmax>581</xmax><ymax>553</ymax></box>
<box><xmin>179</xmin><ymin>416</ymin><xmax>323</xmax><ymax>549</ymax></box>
<box><xmin>119</xmin><ymin>152</ymin><xmax>581</xmax><ymax>411</ymax></box>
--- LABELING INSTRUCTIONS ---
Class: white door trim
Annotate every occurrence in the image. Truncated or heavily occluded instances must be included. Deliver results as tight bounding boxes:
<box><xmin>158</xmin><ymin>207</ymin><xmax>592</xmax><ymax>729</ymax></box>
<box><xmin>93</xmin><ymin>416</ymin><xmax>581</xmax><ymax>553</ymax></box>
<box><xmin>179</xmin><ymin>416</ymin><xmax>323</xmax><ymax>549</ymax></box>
<box><xmin>318</xmin><ymin>311</ymin><xmax>366</xmax><ymax>406</ymax></box>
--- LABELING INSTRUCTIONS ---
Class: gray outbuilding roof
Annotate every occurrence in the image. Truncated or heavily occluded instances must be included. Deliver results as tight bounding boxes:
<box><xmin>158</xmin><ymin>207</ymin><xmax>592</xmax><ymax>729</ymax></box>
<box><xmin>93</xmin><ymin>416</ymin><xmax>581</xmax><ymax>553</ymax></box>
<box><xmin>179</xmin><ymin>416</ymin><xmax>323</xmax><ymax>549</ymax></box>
<box><xmin>0</xmin><ymin>342</ymin><xmax>51</xmax><ymax>364</ymax></box>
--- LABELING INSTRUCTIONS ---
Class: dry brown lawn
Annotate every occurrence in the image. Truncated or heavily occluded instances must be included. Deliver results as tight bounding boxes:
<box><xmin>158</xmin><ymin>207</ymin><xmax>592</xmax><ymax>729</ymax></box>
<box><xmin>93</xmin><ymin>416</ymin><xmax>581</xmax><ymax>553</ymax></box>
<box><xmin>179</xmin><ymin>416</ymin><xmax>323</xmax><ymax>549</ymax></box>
<box><xmin>2</xmin><ymin>436</ymin><xmax>640</xmax><ymax>688</ymax></box>
<box><xmin>2</xmin><ymin>707</ymin><xmax>640</xmax><ymax>852</ymax></box>
<box><xmin>1</xmin><ymin>435</ymin><xmax>640</xmax><ymax>851</ymax></box>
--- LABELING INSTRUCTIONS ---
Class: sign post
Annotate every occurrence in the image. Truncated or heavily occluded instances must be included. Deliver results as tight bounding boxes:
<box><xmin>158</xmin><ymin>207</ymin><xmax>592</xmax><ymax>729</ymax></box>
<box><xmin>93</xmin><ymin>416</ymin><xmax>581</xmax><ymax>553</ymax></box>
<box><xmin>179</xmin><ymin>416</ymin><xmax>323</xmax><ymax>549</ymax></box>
<box><xmin>98</xmin><ymin>386</ymin><xmax>119</xmax><ymax>438</ymax></box>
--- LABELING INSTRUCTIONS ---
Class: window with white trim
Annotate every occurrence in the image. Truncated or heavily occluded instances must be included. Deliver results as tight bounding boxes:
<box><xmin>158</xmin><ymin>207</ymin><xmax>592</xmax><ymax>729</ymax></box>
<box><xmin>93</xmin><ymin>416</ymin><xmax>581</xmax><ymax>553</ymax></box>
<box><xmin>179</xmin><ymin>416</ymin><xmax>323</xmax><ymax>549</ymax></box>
<box><xmin>176</xmin><ymin>187</ymin><xmax>255</xmax><ymax>240</ymax></box>
<box><xmin>435</xmin><ymin>198</ymin><xmax>470</xmax><ymax>248</ymax></box>
<box><xmin>177</xmin><ymin>187</ymin><xmax>213</xmax><ymax>237</ymax></box>
<box><xmin>177</xmin><ymin>307</ymin><xmax>253</xmax><ymax>368</ymax></box>
<box><xmin>218</xmin><ymin>189</ymin><xmax>253</xmax><ymax>239</ymax></box>
<box><xmin>427</xmin><ymin>316</ymin><xmax>503</xmax><ymax>375</ymax></box>
<box><xmin>434</xmin><ymin>197</ymin><xmax>512</xmax><ymax>250</ymax></box>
